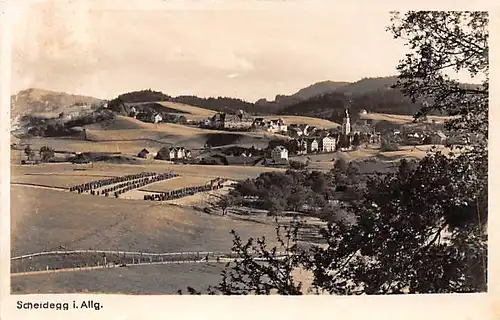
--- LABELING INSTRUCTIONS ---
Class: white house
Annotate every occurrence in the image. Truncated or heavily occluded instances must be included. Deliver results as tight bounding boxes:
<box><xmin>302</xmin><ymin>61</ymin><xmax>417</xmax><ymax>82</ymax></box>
<box><xmin>168</xmin><ymin>148</ymin><xmax>177</xmax><ymax>160</ymax></box>
<box><xmin>177</xmin><ymin>148</ymin><xmax>185</xmax><ymax>159</ymax></box>
<box><xmin>271</xmin><ymin>146</ymin><xmax>289</xmax><ymax>161</ymax></box>
<box><xmin>130</xmin><ymin>106</ymin><xmax>138</xmax><ymax>118</ymax></box>
<box><xmin>322</xmin><ymin>136</ymin><xmax>336</xmax><ymax>152</ymax></box>
<box><xmin>168</xmin><ymin>147</ymin><xmax>191</xmax><ymax>160</ymax></box>
<box><xmin>153</xmin><ymin>113</ymin><xmax>163</xmax><ymax>124</ymax></box>
<box><xmin>309</xmin><ymin>139</ymin><xmax>319</xmax><ymax>153</ymax></box>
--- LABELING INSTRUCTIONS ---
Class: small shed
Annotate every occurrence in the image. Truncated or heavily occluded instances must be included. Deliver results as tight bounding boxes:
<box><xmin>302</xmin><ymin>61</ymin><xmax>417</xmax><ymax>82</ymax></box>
<box><xmin>137</xmin><ymin>148</ymin><xmax>150</xmax><ymax>158</ymax></box>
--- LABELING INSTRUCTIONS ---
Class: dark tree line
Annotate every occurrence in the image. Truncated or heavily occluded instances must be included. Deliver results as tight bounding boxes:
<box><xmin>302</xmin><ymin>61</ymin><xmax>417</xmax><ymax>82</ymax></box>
<box><xmin>113</xmin><ymin>89</ymin><xmax>171</xmax><ymax>104</ymax></box>
<box><xmin>171</xmin><ymin>96</ymin><xmax>256</xmax><ymax>114</ymax></box>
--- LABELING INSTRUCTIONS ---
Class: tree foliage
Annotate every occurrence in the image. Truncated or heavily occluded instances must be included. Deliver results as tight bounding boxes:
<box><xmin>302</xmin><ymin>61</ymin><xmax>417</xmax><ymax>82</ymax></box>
<box><xmin>336</xmin><ymin>134</ymin><xmax>350</xmax><ymax>149</ymax></box>
<box><xmin>380</xmin><ymin>137</ymin><xmax>400</xmax><ymax>152</ymax></box>
<box><xmin>388</xmin><ymin>11</ymin><xmax>488</xmax><ymax>144</ymax></box>
<box><xmin>39</xmin><ymin>146</ymin><xmax>55</xmax><ymax>162</ymax></box>
<box><xmin>208</xmin><ymin>193</ymin><xmax>242</xmax><ymax>216</ymax></box>
<box><xmin>24</xmin><ymin>145</ymin><xmax>35</xmax><ymax>161</ymax></box>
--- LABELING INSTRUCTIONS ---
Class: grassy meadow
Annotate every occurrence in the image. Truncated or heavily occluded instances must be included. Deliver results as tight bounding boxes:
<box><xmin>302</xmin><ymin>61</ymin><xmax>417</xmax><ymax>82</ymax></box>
<box><xmin>11</xmin><ymin>263</ymin><xmax>225</xmax><ymax>294</ymax></box>
<box><xmin>11</xmin><ymin>185</ymin><xmax>282</xmax><ymax>257</ymax></box>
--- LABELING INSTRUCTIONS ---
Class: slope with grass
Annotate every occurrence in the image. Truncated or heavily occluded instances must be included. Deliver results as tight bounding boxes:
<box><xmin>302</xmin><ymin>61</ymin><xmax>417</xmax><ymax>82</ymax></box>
<box><xmin>262</xmin><ymin>115</ymin><xmax>340</xmax><ymax>128</ymax></box>
<box><xmin>84</xmin><ymin>115</ymin><xmax>154</xmax><ymax>130</ymax></box>
<box><xmin>13</xmin><ymin>137</ymin><xmax>164</xmax><ymax>156</ymax></box>
<box><xmin>156</xmin><ymin>101</ymin><xmax>218</xmax><ymax>118</ymax></box>
<box><xmin>11</xmin><ymin>263</ymin><xmax>225</xmax><ymax>294</ymax></box>
<box><xmin>11</xmin><ymin>185</ymin><xmax>280</xmax><ymax>257</ymax></box>
<box><xmin>83</xmin><ymin>117</ymin><xmax>291</xmax><ymax>150</ymax></box>
<box><xmin>12</xmin><ymin>162</ymin><xmax>286</xmax><ymax>187</ymax></box>
<box><xmin>360</xmin><ymin>112</ymin><xmax>452</xmax><ymax>124</ymax></box>
<box><xmin>11</xmin><ymin>174</ymin><xmax>117</xmax><ymax>189</ymax></box>
<box><xmin>139</xmin><ymin>176</ymin><xmax>212</xmax><ymax>193</ymax></box>
<box><xmin>126</xmin><ymin>101</ymin><xmax>217</xmax><ymax>121</ymax></box>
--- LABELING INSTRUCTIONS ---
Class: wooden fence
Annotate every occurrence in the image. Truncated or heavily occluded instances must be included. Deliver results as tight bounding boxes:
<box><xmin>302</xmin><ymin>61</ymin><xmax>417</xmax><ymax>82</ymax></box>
<box><xmin>11</xmin><ymin>250</ymin><xmax>288</xmax><ymax>275</ymax></box>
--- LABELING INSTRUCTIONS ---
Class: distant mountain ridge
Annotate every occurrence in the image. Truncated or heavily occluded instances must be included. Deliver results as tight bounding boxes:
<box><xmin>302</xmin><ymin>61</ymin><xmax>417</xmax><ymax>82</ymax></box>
<box><xmin>255</xmin><ymin>80</ymin><xmax>351</xmax><ymax>110</ymax></box>
<box><xmin>254</xmin><ymin>76</ymin><xmax>400</xmax><ymax>110</ymax></box>
<box><xmin>13</xmin><ymin>75</ymin><xmax>445</xmax><ymax>124</ymax></box>
<box><xmin>293</xmin><ymin>80</ymin><xmax>352</xmax><ymax>99</ymax></box>
<box><xmin>335</xmin><ymin>76</ymin><xmax>399</xmax><ymax>95</ymax></box>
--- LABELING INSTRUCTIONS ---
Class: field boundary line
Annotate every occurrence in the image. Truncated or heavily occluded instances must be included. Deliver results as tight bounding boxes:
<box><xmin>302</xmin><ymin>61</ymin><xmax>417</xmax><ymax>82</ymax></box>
<box><xmin>10</xmin><ymin>182</ymin><xmax>68</xmax><ymax>190</ymax></box>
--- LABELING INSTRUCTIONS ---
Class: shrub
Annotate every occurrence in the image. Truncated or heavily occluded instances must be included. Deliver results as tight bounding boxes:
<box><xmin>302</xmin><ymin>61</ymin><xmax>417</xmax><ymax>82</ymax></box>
<box><xmin>380</xmin><ymin>138</ymin><xmax>399</xmax><ymax>151</ymax></box>
<box><xmin>289</xmin><ymin>160</ymin><xmax>307</xmax><ymax>170</ymax></box>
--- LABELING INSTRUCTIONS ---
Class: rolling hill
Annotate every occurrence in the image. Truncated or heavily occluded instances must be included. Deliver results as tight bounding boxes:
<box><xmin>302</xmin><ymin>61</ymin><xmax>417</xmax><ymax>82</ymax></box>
<box><xmin>11</xmin><ymin>88</ymin><xmax>103</xmax><ymax>119</ymax></box>
<box><xmin>85</xmin><ymin>118</ymin><xmax>291</xmax><ymax>150</ymax></box>
<box><xmin>278</xmin><ymin>77</ymin><xmax>422</xmax><ymax>123</ymax></box>
<box><xmin>335</xmin><ymin>76</ymin><xmax>398</xmax><ymax>95</ymax></box>
<box><xmin>255</xmin><ymin>80</ymin><xmax>351</xmax><ymax>110</ymax></box>
<box><xmin>293</xmin><ymin>81</ymin><xmax>352</xmax><ymax>99</ymax></box>
<box><xmin>14</xmin><ymin>114</ymin><xmax>291</xmax><ymax>154</ymax></box>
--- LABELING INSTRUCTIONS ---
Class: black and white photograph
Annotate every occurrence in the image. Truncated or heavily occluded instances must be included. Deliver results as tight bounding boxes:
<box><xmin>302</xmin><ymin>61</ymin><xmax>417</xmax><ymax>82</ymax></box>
<box><xmin>4</xmin><ymin>0</ymin><xmax>490</xmax><ymax>302</ymax></box>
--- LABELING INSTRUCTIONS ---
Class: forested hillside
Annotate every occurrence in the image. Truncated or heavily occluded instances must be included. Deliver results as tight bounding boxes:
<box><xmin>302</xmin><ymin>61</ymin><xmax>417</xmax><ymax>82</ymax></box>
<box><xmin>106</xmin><ymin>76</ymin><xmax>448</xmax><ymax>121</ymax></box>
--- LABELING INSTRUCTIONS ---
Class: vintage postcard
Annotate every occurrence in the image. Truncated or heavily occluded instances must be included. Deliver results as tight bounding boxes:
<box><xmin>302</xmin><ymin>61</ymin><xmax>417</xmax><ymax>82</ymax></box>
<box><xmin>1</xmin><ymin>0</ymin><xmax>497</xmax><ymax>319</ymax></box>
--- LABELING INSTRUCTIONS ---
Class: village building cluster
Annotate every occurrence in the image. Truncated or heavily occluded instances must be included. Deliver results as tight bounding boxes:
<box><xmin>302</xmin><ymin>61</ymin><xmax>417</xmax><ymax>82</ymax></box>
<box><xmin>201</xmin><ymin>110</ymin><xmax>254</xmax><ymax>130</ymax></box>
<box><xmin>89</xmin><ymin>104</ymin><xmax>470</xmax><ymax>170</ymax></box>
<box><xmin>129</xmin><ymin>106</ymin><xmax>164</xmax><ymax>123</ymax></box>
<box><xmin>265</xmin><ymin>109</ymin><xmax>457</xmax><ymax>162</ymax></box>
<box><xmin>137</xmin><ymin>146</ymin><xmax>192</xmax><ymax>161</ymax></box>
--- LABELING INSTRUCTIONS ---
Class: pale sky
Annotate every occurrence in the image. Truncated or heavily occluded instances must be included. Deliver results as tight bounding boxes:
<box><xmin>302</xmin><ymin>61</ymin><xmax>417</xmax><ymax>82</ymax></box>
<box><xmin>8</xmin><ymin>0</ymin><xmax>473</xmax><ymax>102</ymax></box>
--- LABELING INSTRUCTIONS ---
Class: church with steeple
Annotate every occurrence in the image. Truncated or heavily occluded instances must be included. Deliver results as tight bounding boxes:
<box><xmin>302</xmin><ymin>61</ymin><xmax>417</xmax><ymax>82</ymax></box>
<box><xmin>335</xmin><ymin>109</ymin><xmax>353</xmax><ymax>151</ymax></box>
<box><xmin>341</xmin><ymin>109</ymin><xmax>351</xmax><ymax>136</ymax></box>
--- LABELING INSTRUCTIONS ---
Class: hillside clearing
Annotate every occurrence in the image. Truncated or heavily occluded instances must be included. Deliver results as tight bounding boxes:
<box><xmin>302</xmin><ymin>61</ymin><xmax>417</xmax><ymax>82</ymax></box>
<box><xmin>360</xmin><ymin>112</ymin><xmax>453</xmax><ymax>124</ymax></box>
<box><xmin>156</xmin><ymin>101</ymin><xmax>217</xmax><ymax>118</ymax></box>
<box><xmin>139</xmin><ymin>176</ymin><xmax>213</xmax><ymax>193</ymax></box>
<box><xmin>12</xmin><ymin>162</ymin><xmax>286</xmax><ymax>182</ymax></box>
<box><xmin>262</xmin><ymin>115</ymin><xmax>340</xmax><ymax>128</ymax></box>
<box><xmin>10</xmin><ymin>174</ymin><xmax>117</xmax><ymax>189</ymax></box>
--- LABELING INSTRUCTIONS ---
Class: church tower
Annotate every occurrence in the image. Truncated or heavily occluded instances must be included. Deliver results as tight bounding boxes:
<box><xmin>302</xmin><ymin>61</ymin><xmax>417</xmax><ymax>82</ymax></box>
<box><xmin>342</xmin><ymin>109</ymin><xmax>351</xmax><ymax>136</ymax></box>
